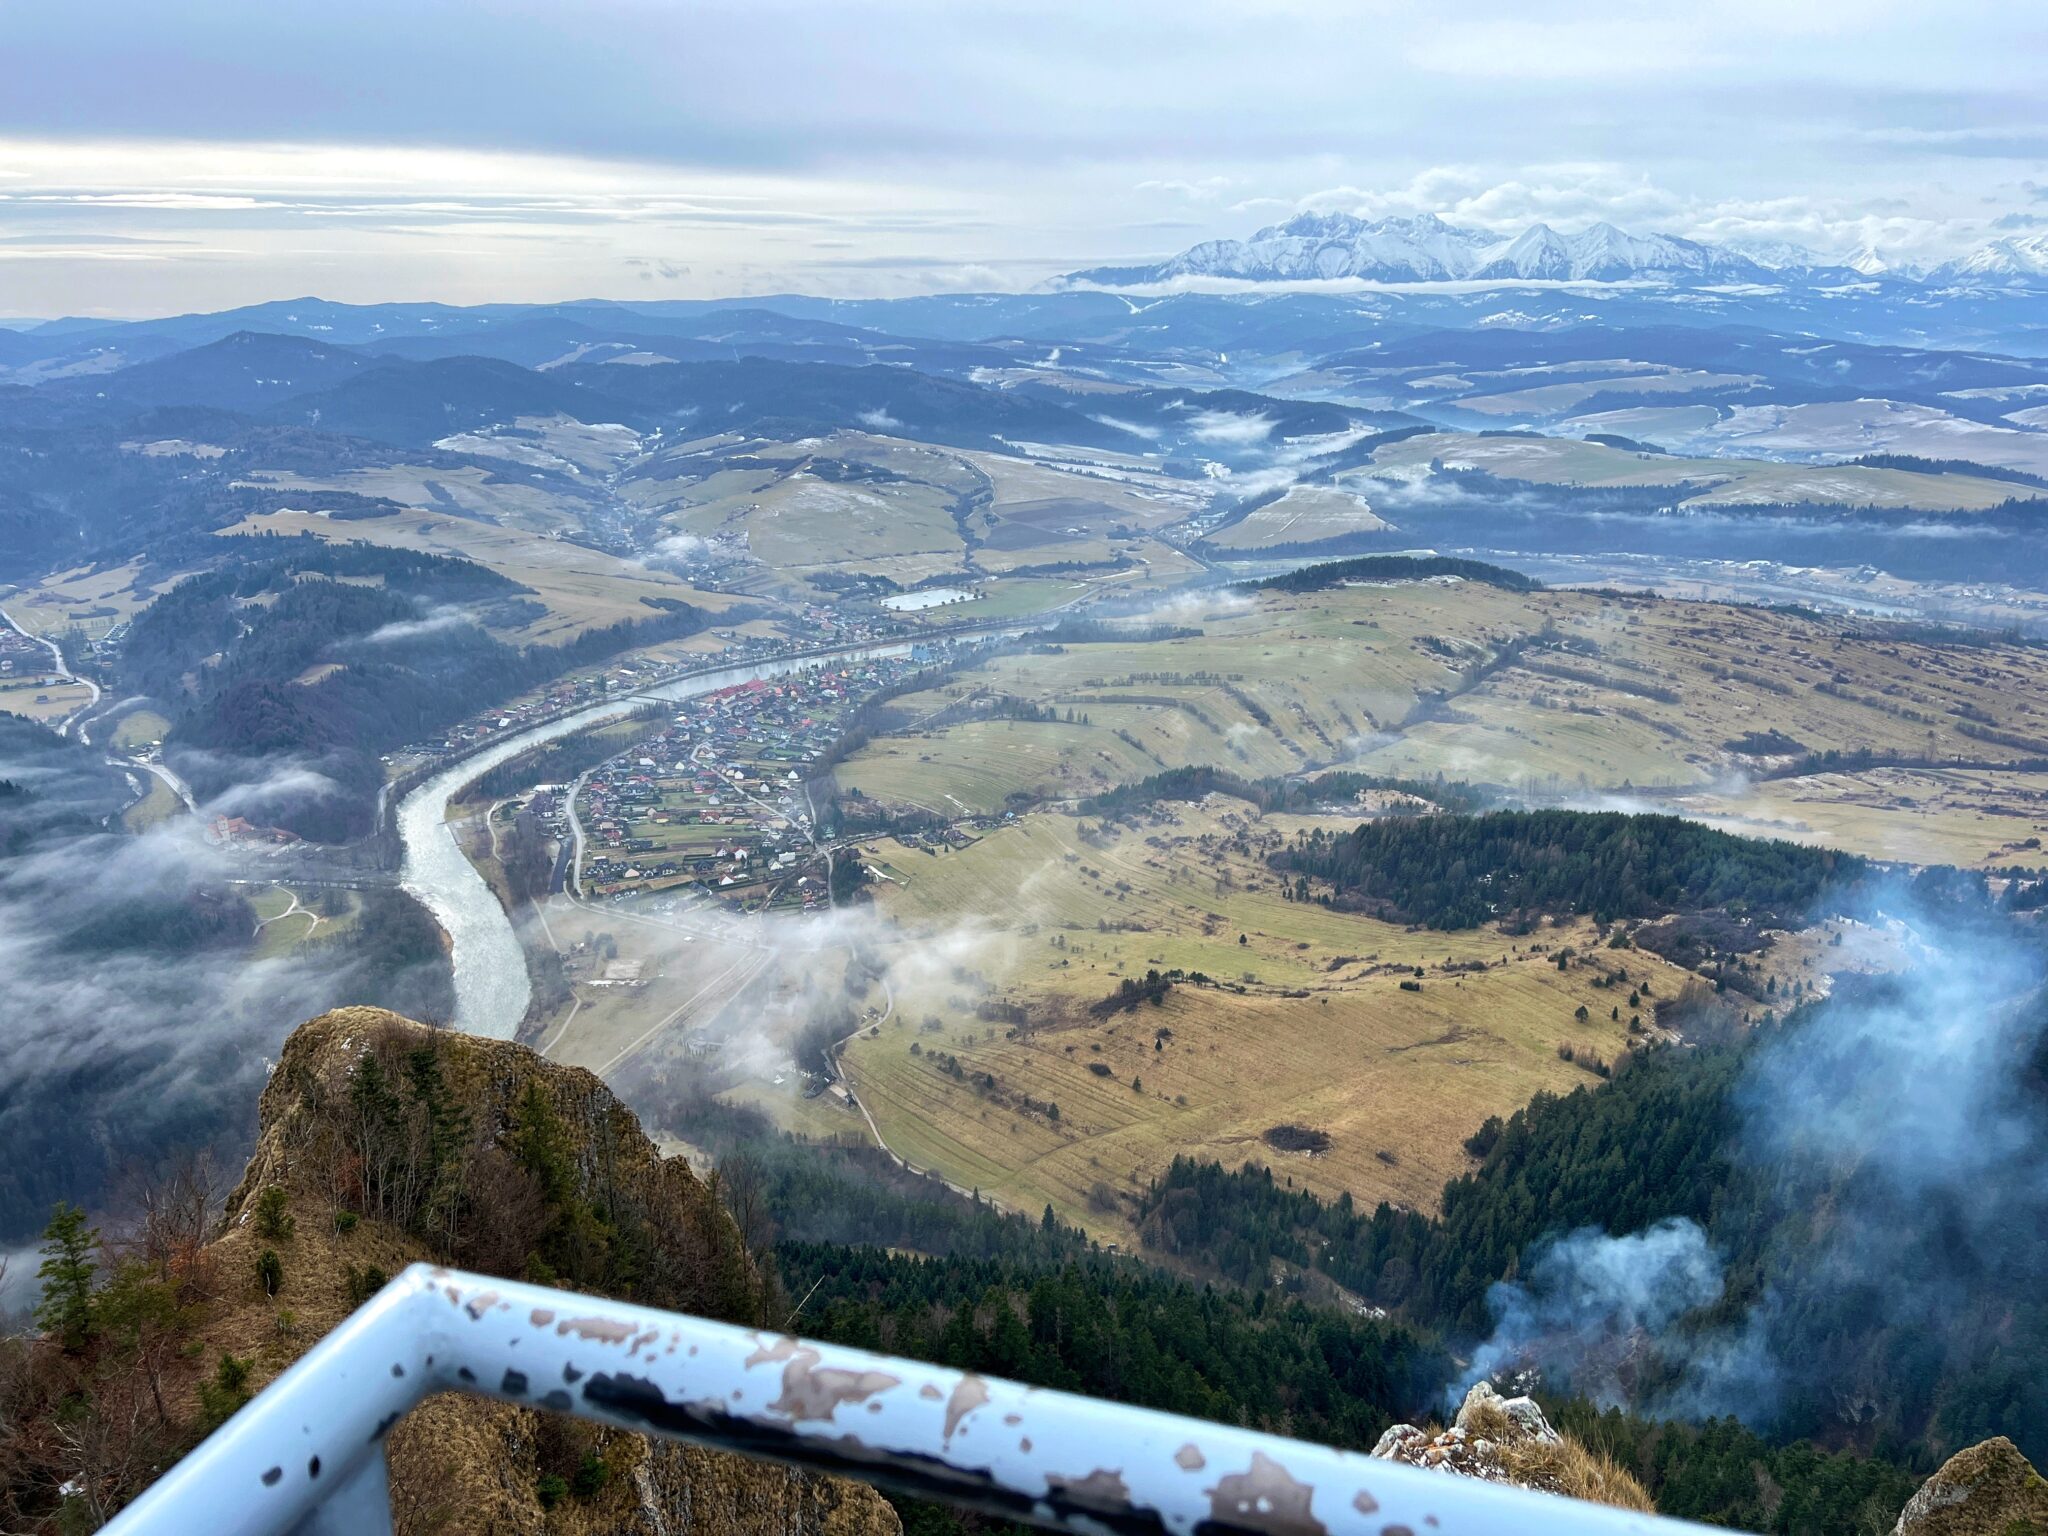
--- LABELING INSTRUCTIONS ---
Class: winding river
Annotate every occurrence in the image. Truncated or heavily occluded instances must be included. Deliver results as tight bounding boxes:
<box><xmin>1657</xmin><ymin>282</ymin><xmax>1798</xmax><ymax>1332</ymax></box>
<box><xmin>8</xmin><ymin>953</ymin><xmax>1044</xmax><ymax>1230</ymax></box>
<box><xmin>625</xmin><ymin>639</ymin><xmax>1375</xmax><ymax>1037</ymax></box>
<box><xmin>397</xmin><ymin>636</ymin><xmax>1015</xmax><ymax>1038</ymax></box>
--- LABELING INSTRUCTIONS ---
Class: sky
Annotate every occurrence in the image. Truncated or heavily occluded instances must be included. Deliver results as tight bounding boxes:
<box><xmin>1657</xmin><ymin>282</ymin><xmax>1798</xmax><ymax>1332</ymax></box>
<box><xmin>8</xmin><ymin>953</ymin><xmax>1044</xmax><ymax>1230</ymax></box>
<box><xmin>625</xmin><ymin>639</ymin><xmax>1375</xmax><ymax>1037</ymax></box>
<box><xmin>4</xmin><ymin>0</ymin><xmax>2047</xmax><ymax>316</ymax></box>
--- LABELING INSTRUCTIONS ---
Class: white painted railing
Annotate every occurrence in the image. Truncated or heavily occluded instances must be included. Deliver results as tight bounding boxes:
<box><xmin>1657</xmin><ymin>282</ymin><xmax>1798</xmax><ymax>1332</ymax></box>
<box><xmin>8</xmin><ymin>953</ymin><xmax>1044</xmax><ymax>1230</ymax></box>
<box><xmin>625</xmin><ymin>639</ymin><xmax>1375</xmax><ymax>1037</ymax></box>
<box><xmin>102</xmin><ymin>1264</ymin><xmax>1725</xmax><ymax>1535</ymax></box>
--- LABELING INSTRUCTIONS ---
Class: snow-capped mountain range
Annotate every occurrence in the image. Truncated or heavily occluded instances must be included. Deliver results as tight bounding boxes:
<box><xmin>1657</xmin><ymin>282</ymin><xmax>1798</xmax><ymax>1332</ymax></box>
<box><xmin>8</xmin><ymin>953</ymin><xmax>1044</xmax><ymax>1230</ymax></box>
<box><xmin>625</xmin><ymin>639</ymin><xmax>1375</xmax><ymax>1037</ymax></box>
<box><xmin>1062</xmin><ymin>212</ymin><xmax>2048</xmax><ymax>290</ymax></box>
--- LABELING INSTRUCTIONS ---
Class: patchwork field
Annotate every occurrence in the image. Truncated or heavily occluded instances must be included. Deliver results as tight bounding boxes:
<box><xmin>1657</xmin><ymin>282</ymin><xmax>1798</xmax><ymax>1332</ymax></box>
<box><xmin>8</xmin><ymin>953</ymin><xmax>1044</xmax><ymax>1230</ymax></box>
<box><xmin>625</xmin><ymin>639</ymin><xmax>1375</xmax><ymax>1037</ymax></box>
<box><xmin>839</xmin><ymin>802</ymin><xmax>1696</xmax><ymax>1230</ymax></box>
<box><xmin>213</xmin><ymin>506</ymin><xmax>749</xmax><ymax>645</ymax></box>
<box><xmin>1675</xmin><ymin>767</ymin><xmax>2048</xmax><ymax>871</ymax></box>
<box><xmin>3</xmin><ymin>558</ymin><xmax>173</xmax><ymax>643</ymax></box>
<box><xmin>0</xmin><ymin>674</ymin><xmax>92</xmax><ymax>724</ymax></box>
<box><xmin>836</xmin><ymin>581</ymin><xmax>2048</xmax><ymax>842</ymax></box>
<box><xmin>1359</xmin><ymin>430</ymin><xmax>2035</xmax><ymax>512</ymax></box>
<box><xmin>1203</xmin><ymin>484</ymin><xmax>1392</xmax><ymax>550</ymax></box>
<box><xmin>622</xmin><ymin>430</ymin><xmax>1206</xmax><ymax>597</ymax></box>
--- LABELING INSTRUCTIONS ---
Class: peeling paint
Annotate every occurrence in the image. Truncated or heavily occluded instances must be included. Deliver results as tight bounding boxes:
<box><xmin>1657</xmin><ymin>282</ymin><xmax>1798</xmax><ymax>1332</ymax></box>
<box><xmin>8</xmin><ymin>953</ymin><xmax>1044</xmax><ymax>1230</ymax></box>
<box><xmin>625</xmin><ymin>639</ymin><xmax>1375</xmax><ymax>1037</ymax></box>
<box><xmin>108</xmin><ymin>1262</ymin><xmax>1727</xmax><ymax>1536</ymax></box>
<box><xmin>764</xmin><ymin>1344</ymin><xmax>901</xmax><ymax>1422</ymax></box>
<box><xmin>746</xmin><ymin>1336</ymin><xmax>802</xmax><ymax>1368</ymax></box>
<box><xmin>556</xmin><ymin>1315</ymin><xmax>637</xmax><ymax>1345</ymax></box>
<box><xmin>1207</xmin><ymin>1452</ymin><xmax>1327</xmax><ymax>1536</ymax></box>
<box><xmin>945</xmin><ymin>1375</ymin><xmax>989</xmax><ymax>1439</ymax></box>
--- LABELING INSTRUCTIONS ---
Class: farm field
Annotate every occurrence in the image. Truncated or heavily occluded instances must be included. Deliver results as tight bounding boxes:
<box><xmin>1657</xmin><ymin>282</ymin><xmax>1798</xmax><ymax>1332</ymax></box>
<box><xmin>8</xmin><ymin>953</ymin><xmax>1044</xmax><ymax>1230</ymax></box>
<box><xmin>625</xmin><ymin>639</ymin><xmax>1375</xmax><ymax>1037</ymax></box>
<box><xmin>623</xmin><ymin>430</ymin><xmax>1206</xmax><ymax>597</ymax></box>
<box><xmin>213</xmin><ymin>504</ymin><xmax>750</xmax><ymax>645</ymax></box>
<box><xmin>1359</xmin><ymin>429</ymin><xmax>2035</xmax><ymax>512</ymax></box>
<box><xmin>1569</xmin><ymin>399</ymin><xmax>2048</xmax><ymax>480</ymax></box>
<box><xmin>835</xmin><ymin>580</ymin><xmax>2048</xmax><ymax>819</ymax></box>
<box><xmin>119</xmin><ymin>772</ymin><xmax>184</xmax><ymax>833</ymax></box>
<box><xmin>837</xmin><ymin>719</ymin><xmax>1170</xmax><ymax>815</ymax></box>
<box><xmin>839</xmin><ymin>801</ymin><xmax>1696</xmax><ymax>1229</ymax></box>
<box><xmin>1446</xmin><ymin>368</ymin><xmax>1759</xmax><ymax>419</ymax></box>
<box><xmin>0</xmin><ymin>674</ymin><xmax>92</xmax><ymax>725</ymax></box>
<box><xmin>109</xmin><ymin>708</ymin><xmax>171</xmax><ymax>751</ymax></box>
<box><xmin>4</xmin><ymin>558</ymin><xmax>172</xmax><ymax>643</ymax></box>
<box><xmin>1675</xmin><ymin>767</ymin><xmax>2048</xmax><ymax>870</ymax></box>
<box><xmin>530</xmin><ymin>895</ymin><xmax>771</xmax><ymax>1078</ymax></box>
<box><xmin>1203</xmin><ymin>484</ymin><xmax>1392</xmax><ymax>550</ymax></box>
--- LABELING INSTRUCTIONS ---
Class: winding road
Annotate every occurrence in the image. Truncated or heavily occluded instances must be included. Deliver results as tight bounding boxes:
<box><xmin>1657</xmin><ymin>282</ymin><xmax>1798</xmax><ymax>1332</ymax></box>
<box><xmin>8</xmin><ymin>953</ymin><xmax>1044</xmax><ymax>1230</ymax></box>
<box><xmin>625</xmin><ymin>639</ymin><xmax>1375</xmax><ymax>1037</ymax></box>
<box><xmin>0</xmin><ymin>602</ymin><xmax>100</xmax><ymax>740</ymax></box>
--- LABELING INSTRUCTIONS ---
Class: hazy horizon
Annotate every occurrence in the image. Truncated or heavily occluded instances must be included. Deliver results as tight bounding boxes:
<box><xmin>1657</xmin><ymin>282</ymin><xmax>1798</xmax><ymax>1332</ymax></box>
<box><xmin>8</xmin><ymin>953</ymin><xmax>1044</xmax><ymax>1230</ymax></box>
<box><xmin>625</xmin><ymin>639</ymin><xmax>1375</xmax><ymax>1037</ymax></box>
<box><xmin>5</xmin><ymin>0</ymin><xmax>2047</xmax><ymax>317</ymax></box>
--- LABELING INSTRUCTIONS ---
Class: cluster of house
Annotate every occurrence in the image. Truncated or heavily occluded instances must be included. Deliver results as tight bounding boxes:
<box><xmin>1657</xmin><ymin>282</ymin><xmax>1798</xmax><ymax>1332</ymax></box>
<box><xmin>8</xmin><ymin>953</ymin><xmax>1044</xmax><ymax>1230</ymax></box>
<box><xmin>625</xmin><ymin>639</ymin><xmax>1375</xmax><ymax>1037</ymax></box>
<box><xmin>791</xmin><ymin>601</ymin><xmax>908</xmax><ymax>647</ymax></box>
<box><xmin>206</xmin><ymin>814</ymin><xmax>296</xmax><ymax>848</ymax></box>
<box><xmin>405</xmin><ymin>631</ymin><xmax>792</xmax><ymax>762</ymax></box>
<box><xmin>571</xmin><ymin>653</ymin><xmax>930</xmax><ymax>909</ymax></box>
<box><xmin>0</xmin><ymin>627</ymin><xmax>60</xmax><ymax>691</ymax></box>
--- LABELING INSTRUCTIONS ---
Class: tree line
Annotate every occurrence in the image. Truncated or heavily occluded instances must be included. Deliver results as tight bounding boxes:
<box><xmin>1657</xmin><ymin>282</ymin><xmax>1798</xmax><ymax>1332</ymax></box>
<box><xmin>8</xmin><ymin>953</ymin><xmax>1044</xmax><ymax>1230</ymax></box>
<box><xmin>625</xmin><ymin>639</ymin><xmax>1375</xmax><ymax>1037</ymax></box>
<box><xmin>1078</xmin><ymin>763</ymin><xmax>1487</xmax><ymax>818</ymax></box>
<box><xmin>1238</xmin><ymin>553</ymin><xmax>1541</xmax><ymax>595</ymax></box>
<box><xmin>1273</xmin><ymin>808</ymin><xmax>1865</xmax><ymax>929</ymax></box>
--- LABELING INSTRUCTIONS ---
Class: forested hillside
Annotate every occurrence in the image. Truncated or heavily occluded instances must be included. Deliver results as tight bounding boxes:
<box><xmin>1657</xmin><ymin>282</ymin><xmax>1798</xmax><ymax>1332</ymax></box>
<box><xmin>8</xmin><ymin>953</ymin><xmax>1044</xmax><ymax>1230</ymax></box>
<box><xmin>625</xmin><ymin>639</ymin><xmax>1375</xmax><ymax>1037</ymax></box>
<box><xmin>781</xmin><ymin>1245</ymin><xmax>1436</xmax><ymax>1454</ymax></box>
<box><xmin>1275</xmin><ymin>809</ymin><xmax>1865</xmax><ymax>928</ymax></box>
<box><xmin>120</xmin><ymin>542</ymin><xmax>715</xmax><ymax>839</ymax></box>
<box><xmin>1131</xmin><ymin>968</ymin><xmax>2048</xmax><ymax>1482</ymax></box>
<box><xmin>622</xmin><ymin>1063</ymin><xmax>1928</xmax><ymax>1536</ymax></box>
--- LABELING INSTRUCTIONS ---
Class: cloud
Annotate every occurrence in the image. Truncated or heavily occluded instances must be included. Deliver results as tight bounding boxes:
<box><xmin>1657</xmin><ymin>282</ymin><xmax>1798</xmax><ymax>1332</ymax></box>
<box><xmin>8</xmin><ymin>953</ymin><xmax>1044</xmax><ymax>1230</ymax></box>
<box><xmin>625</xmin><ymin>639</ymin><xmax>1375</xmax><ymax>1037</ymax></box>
<box><xmin>856</xmin><ymin>408</ymin><xmax>902</xmax><ymax>429</ymax></box>
<box><xmin>351</xmin><ymin>606</ymin><xmax>479</xmax><ymax>647</ymax></box>
<box><xmin>649</xmin><ymin>530</ymin><xmax>715</xmax><ymax>564</ymax></box>
<box><xmin>1187</xmin><ymin>409</ymin><xmax>1275</xmax><ymax>446</ymax></box>
<box><xmin>1136</xmin><ymin>177</ymin><xmax>1237</xmax><ymax>202</ymax></box>
<box><xmin>0</xmin><ymin>805</ymin><xmax>441</xmax><ymax>1245</ymax></box>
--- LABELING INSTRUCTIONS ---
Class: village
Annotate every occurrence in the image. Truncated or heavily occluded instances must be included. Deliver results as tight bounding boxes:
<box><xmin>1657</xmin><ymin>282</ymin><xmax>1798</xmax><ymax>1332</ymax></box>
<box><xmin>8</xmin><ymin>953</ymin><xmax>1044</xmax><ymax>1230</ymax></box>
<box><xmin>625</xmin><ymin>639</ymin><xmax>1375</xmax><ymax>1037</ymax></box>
<box><xmin>559</xmin><ymin>650</ymin><xmax>939</xmax><ymax>912</ymax></box>
<box><xmin>382</xmin><ymin>601</ymin><xmax>920</xmax><ymax>772</ymax></box>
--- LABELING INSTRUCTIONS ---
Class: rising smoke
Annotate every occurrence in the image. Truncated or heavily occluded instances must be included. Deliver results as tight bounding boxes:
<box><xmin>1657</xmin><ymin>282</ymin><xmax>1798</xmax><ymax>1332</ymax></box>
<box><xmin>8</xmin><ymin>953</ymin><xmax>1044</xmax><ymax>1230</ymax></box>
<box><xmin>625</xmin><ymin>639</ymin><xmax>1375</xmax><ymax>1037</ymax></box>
<box><xmin>1455</xmin><ymin>889</ymin><xmax>2048</xmax><ymax>1435</ymax></box>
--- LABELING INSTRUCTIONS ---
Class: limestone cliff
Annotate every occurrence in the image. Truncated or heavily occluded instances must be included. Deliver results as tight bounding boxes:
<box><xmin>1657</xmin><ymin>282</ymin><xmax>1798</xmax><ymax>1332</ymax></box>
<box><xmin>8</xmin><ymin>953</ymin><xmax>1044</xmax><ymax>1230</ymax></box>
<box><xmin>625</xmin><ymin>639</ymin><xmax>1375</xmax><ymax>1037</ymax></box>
<box><xmin>1890</xmin><ymin>1436</ymin><xmax>2048</xmax><ymax>1536</ymax></box>
<box><xmin>206</xmin><ymin>1007</ymin><xmax>899</xmax><ymax>1536</ymax></box>
<box><xmin>1370</xmin><ymin>1382</ymin><xmax>1654</xmax><ymax>1512</ymax></box>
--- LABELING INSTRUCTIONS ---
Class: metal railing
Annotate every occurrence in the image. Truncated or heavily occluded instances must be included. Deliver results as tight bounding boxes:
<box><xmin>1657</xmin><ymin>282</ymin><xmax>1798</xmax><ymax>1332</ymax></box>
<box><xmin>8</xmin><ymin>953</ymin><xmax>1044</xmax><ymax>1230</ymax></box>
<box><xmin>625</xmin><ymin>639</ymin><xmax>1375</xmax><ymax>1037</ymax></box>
<box><xmin>103</xmin><ymin>1264</ymin><xmax>1723</xmax><ymax>1535</ymax></box>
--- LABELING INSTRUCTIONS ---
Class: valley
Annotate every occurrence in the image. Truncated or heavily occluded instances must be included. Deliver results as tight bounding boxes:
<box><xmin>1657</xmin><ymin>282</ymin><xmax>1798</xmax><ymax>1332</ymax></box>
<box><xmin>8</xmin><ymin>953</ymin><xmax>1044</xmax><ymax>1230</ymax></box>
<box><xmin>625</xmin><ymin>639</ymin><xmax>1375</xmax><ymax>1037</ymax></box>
<box><xmin>11</xmin><ymin>270</ymin><xmax>2048</xmax><ymax>1536</ymax></box>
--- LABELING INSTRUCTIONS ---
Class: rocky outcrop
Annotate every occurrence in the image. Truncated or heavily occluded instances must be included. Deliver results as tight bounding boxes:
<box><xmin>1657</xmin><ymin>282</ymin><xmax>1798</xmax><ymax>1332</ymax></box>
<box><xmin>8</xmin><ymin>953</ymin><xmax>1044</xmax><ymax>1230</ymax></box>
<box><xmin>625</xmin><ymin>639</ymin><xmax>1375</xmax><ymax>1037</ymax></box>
<box><xmin>1370</xmin><ymin>1382</ymin><xmax>1653</xmax><ymax>1512</ymax></box>
<box><xmin>209</xmin><ymin>1007</ymin><xmax>900</xmax><ymax>1536</ymax></box>
<box><xmin>1890</xmin><ymin>1437</ymin><xmax>2048</xmax><ymax>1536</ymax></box>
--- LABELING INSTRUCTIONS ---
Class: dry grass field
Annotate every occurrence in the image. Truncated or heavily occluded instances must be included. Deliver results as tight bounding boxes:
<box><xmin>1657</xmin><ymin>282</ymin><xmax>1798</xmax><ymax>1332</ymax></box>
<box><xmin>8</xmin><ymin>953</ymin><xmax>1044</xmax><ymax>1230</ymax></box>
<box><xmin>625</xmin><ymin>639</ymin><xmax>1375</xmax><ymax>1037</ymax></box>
<box><xmin>791</xmin><ymin>573</ymin><xmax>2048</xmax><ymax>1233</ymax></box>
<box><xmin>0</xmin><ymin>674</ymin><xmax>93</xmax><ymax>725</ymax></box>
<box><xmin>1675</xmin><ymin>767</ymin><xmax>2048</xmax><ymax>870</ymax></box>
<box><xmin>834</xmin><ymin>580</ymin><xmax>2048</xmax><ymax>859</ymax></box>
<box><xmin>1361</xmin><ymin>429</ymin><xmax>2035</xmax><ymax>511</ymax></box>
<box><xmin>3</xmin><ymin>558</ymin><xmax>172</xmax><ymax>643</ymax></box>
<box><xmin>836</xmin><ymin>802</ymin><xmax>1695</xmax><ymax>1231</ymax></box>
<box><xmin>212</xmin><ymin>506</ymin><xmax>749</xmax><ymax>644</ymax></box>
<box><xmin>1203</xmin><ymin>484</ymin><xmax>1392</xmax><ymax>550</ymax></box>
<box><xmin>622</xmin><ymin>430</ymin><xmax>1206</xmax><ymax>596</ymax></box>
